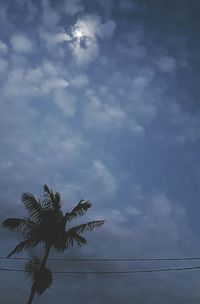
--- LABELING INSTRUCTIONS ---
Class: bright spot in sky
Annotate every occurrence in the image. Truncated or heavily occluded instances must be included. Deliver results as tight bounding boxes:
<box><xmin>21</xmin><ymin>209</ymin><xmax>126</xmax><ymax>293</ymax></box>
<box><xmin>74</xmin><ymin>29</ymin><xmax>84</xmax><ymax>39</ymax></box>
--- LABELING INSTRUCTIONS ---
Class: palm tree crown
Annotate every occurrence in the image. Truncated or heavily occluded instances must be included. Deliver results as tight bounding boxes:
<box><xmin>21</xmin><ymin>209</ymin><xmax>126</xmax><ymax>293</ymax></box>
<box><xmin>3</xmin><ymin>184</ymin><xmax>104</xmax><ymax>257</ymax></box>
<box><xmin>3</xmin><ymin>185</ymin><xmax>104</xmax><ymax>303</ymax></box>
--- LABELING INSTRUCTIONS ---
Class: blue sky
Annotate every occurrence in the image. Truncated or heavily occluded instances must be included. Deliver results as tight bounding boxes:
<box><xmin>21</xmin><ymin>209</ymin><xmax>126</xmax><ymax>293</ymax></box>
<box><xmin>1</xmin><ymin>0</ymin><xmax>200</xmax><ymax>303</ymax></box>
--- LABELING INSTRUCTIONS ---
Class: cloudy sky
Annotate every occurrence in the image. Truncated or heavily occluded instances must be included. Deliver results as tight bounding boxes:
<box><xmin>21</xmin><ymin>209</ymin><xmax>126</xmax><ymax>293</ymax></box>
<box><xmin>1</xmin><ymin>0</ymin><xmax>200</xmax><ymax>303</ymax></box>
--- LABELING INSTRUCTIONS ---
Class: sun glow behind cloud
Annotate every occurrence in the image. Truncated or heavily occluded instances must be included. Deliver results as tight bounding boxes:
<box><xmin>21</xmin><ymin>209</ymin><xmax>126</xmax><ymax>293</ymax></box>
<box><xmin>73</xmin><ymin>28</ymin><xmax>84</xmax><ymax>39</ymax></box>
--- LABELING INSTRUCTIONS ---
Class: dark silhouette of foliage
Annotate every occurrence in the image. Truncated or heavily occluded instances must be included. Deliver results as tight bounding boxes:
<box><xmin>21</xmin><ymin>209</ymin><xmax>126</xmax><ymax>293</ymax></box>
<box><xmin>3</xmin><ymin>184</ymin><xmax>105</xmax><ymax>304</ymax></box>
<box><xmin>25</xmin><ymin>257</ymin><xmax>53</xmax><ymax>295</ymax></box>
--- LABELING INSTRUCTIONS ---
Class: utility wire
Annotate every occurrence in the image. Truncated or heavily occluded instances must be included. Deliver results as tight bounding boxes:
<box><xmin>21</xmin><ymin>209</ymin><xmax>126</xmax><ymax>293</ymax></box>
<box><xmin>1</xmin><ymin>266</ymin><xmax>200</xmax><ymax>274</ymax></box>
<box><xmin>1</xmin><ymin>256</ymin><xmax>200</xmax><ymax>261</ymax></box>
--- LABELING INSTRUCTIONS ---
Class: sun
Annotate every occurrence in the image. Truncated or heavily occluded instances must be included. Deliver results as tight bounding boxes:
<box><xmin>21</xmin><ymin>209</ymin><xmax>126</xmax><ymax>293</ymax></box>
<box><xmin>74</xmin><ymin>29</ymin><xmax>84</xmax><ymax>39</ymax></box>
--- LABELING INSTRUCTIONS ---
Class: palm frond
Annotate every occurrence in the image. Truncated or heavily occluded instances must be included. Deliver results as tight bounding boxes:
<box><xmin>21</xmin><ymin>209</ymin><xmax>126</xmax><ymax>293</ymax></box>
<box><xmin>66</xmin><ymin>220</ymin><xmax>105</xmax><ymax>235</ymax></box>
<box><xmin>43</xmin><ymin>184</ymin><xmax>54</xmax><ymax>209</ymax></box>
<box><xmin>54</xmin><ymin>192</ymin><xmax>62</xmax><ymax>211</ymax></box>
<box><xmin>7</xmin><ymin>238</ymin><xmax>39</xmax><ymax>258</ymax></box>
<box><xmin>65</xmin><ymin>231</ymin><xmax>87</xmax><ymax>247</ymax></box>
<box><xmin>43</xmin><ymin>184</ymin><xmax>62</xmax><ymax>211</ymax></box>
<box><xmin>33</xmin><ymin>267</ymin><xmax>53</xmax><ymax>295</ymax></box>
<box><xmin>25</xmin><ymin>257</ymin><xmax>41</xmax><ymax>276</ymax></box>
<box><xmin>22</xmin><ymin>192</ymin><xmax>43</xmax><ymax>223</ymax></box>
<box><xmin>2</xmin><ymin>218</ymin><xmax>38</xmax><ymax>238</ymax></box>
<box><xmin>64</xmin><ymin>200</ymin><xmax>92</xmax><ymax>223</ymax></box>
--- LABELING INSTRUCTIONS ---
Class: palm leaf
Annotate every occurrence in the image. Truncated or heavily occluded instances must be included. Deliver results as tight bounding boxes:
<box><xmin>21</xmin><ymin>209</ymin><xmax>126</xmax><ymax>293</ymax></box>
<box><xmin>65</xmin><ymin>232</ymin><xmax>87</xmax><ymax>247</ymax></box>
<box><xmin>64</xmin><ymin>200</ymin><xmax>92</xmax><ymax>223</ymax></box>
<box><xmin>43</xmin><ymin>184</ymin><xmax>62</xmax><ymax>211</ymax></box>
<box><xmin>54</xmin><ymin>192</ymin><xmax>62</xmax><ymax>211</ymax></box>
<box><xmin>7</xmin><ymin>238</ymin><xmax>39</xmax><ymax>258</ymax></box>
<box><xmin>22</xmin><ymin>192</ymin><xmax>43</xmax><ymax>223</ymax></box>
<box><xmin>25</xmin><ymin>257</ymin><xmax>41</xmax><ymax>276</ymax></box>
<box><xmin>66</xmin><ymin>220</ymin><xmax>105</xmax><ymax>235</ymax></box>
<box><xmin>33</xmin><ymin>267</ymin><xmax>53</xmax><ymax>295</ymax></box>
<box><xmin>43</xmin><ymin>184</ymin><xmax>54</xmax><ymax>209</ymax></box>
<box><xmin>2</xmin><ymin>218</ymin><xmax>38</xmax><ymax>238</ymax></box>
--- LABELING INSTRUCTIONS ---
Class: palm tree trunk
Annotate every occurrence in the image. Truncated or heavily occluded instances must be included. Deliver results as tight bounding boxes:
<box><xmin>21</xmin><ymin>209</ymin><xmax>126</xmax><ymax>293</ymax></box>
<box><xmin>27</xmin><ymin>244</ymin><xmax>51</xmax><ymax>304</ymax></box>
<box><xmin>40</xmin><ymin>244</ymin><xmax>51</xmax><ymax>268</ymax></box>
<box><xmin>27</xmin><ymin>288</ymin><xmax>35</xmax><ymax>304</ymax></box>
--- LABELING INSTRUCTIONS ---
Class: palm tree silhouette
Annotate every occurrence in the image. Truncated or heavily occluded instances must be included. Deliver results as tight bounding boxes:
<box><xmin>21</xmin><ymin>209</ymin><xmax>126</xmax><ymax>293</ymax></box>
<box><xmin>3</xmin><ymin>184</ymin><xmax>104</xmax><ymax>304</ymax></box>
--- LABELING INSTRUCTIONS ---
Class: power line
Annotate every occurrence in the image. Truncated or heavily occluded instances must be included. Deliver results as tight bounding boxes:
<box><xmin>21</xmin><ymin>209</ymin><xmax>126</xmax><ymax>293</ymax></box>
<box><xmin>1</xmin><ymin>256</ymin><xmax>200</xmax><ymax>261</ymax></box>
<box><xmin>1</xmin><ymin>266</ymin><xmax>200</xmax><ymax>274</ymax></box>
<box><xmin>54</xmin><ymin>266</ymin><xmax>200</xmax><ymax>274</ymax></box>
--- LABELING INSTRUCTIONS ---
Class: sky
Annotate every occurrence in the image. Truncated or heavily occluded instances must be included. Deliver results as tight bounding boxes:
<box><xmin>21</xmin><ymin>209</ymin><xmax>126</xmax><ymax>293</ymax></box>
<box><xmin>1</xmin><ymin>0</ymin><xmax>200</xmax><ymax>303</ymax></box>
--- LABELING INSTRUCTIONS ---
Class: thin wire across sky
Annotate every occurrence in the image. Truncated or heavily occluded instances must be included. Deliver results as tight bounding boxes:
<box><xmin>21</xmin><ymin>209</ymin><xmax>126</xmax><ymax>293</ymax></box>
<box><xmin>1</xmin><ymin>256</ymin><xmax>200</xmax><ymax>261</ymax></box>
<box><xmin>1</xmin><ymin>256</ymin><xmax>200</xmax><ymax>274</ymax></box>
<box><xmin>0</xmin><ymin>266</ymin><xmax>200</xmax><ymax>274</ymax></box>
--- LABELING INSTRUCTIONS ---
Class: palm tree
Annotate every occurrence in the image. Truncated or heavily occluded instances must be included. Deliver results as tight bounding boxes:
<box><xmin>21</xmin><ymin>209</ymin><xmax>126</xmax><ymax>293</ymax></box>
<box><xmin>2</xmin><ymin>184</ymin><xmax>104</xmax><ymax>304</ymax></box>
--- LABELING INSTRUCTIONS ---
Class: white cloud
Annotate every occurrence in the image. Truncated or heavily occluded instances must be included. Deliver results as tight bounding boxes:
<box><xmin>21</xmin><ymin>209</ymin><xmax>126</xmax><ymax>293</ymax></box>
<box><xmin>3</xmin><ymin>61</ymin><xmax>69</xmax><ymax>102</ymax></box>
<box><xmin>70</xmin><ymin>74</ymin><xmax>89</xmax><ymax>88</ymax></box>
<box><xmin>69</xmin><ymin>14</ymin><xmax>116</xmax><ymax>65</ymax></box>
<box><xmin>132</xmin><ymin>75</ymin><xmax>150</xmax><ymax>91</ymax></box>
<box><xmin>3</xmin><ymin>67</ymin><xmax>39</xmax><ymax>97</ymax></box>
<box><xmin>41</xmin><ymin>78</ymin><xmax>69</xmax><ymax>94</ymax></box>
<box><xmin>71</xmin><ymin>14</ymin><xmax>116</xmax><ymax>41</ymax></box>
<box><xmin>0</xmin><ymin>40</ymin><xmax>8</xmax><ymax>54</ymax></box>
<box><xmin>64</xmin><ymin>0</ymin><xmax>84</xmax><ymax>16</ymax></box>
<box><xmin>125</xmin><ymin>206</ymin><xmax>142</xmax><ymax>216</ymax></box>
<box><xmin>42</xmin><ymin>61</ymin><xmax>59</xmax><ymax>77</ymax></box>
<box><xmin>42</xmin><ymin>0</ymin><xmax>60</xmax><ymax>30</ymax></box>
<box><xmin>129</xmin><ymin>119</ymin><xmax>144</xmax><ymax>134</ymax></box>
<box><xmin>85</xmin><ymin>89</ymin><xmax>126</xmax><ymax>128</ymax></box>
<box><xmin>39</xmin><ymin>29</ymin><xmax>71</xmax><ymax>58</ymax></box>
<box><xmin>59</xmin><ymin>183</ymin><xmax>83</xmax><ymax>203</ymax></box>
<box><xmin>93</xmin><ymin>160</ymin><xmax>117</xmax><ymax>193</ymax></box>
<box><xmin>40</xmin><ymin>30</ymin><xmax>71</xmax><ymax>47</ymax></box>
<box><xmin>54</xmin><ymin>89</ymin><xmax>76</xmax><ymax>116</ymax></box>
<box><xmin>10</xmin><ymin>33</ymin><xmax>34</xmax><ymax>53</ymax></box>
<box><xmin>101</xmin><ymin>189</ymin><xmax>192</xmax><ymax>257</ymax></box>
<box><xmin>70</xmin><ymin>38</ymin><xmax>99</xmax><ymax>66</ymax></box>
<box><xmin>97</xmin><ymin>19</ymin><xmax>116</xmax><ymax>40</ymax></box>
<box><xmin>39</xmin><ymin>13</ymin><xmax>116</xmax><ymax>65</ymax></box>
<box><xmin>0</xmin><ymin>58</ymin><xmax>8</xmax><ymax>74</ymax></box>
<box><xmin>157</xmin><ymin>56</ymin><xmax>176</xmax><ymax>72</ymax></box>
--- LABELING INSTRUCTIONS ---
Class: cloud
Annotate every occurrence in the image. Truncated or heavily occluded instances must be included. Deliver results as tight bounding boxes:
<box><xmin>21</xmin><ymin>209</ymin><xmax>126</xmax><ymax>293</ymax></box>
<box><xmin>40</xmin><ymin>30</ymin><xmax>71</xmax><ymax>47</ymax></box>
<box><xmin>69</xmin><ymin>14</ymin><xmax>116</xmax><ymax>65</ymax></box>
<box><xmin>0</xmin><ymin>58</ymin><xmax>8</xmax><ymax>75</ymax></box>
<box><xmin>42</xmin><ymin>0</ymin><xmax>60</xmax><ymax>30</ymax></box>
<box><xmin>99</xmin><ymin>188</ymin><xmax>193</xmax><ymax>258</ymax></box>
<box><xmin>0</xmin><ymin>40</ymin><xmax>8</xmax><ymax>54</ymax></box>
<box><xmin>157</xmin><ymin>56</ymin><xmax>176</xmax><ymax>72</ymax></box>
<box><xmin>39</xmin><ymin>12</ymin><xmax>116</xmax><ymax>65</ymax></box>
<box><xmin>64</xmin><ymin>0</ymin><xmax>84</xmax><ymax>16</ymax></box>
<box><xmin>1</xmin><ymin>2</ymin><xmax>200</xmax><ymax>303</ymax></box>
<box><xmin>10</xmin><ymin>33</ymin><xmax>34</xmax><ymax>53</ymax></box>
<box><xmin>84</xmin><ymin>89</ymin><xmax>126</xmax><ymax>128</ymax></box>
<box><xmin>93</xmin><ymin>160</ymin><xmax>117</xmax><ymax>193</ymax></box>
<box><xmin>41</xmin><ymin>78</ymin><xmax>69</xmax><ymax>94</ymax></box>
<box><xmin>54</xmin><ymin>89</ymin><xmax>76</xmax><ymax>116</ymax></box>
<box><xmin>39</xmin><ymin>29</ymin><xmax>71</xmax><ymax>58</ymax></box>
<box><xmin>81</xmin><ymin>70</ymin><xmax>157</xmax><ymax>134</ymax></box>
<box><xmin>3</xmin><ymin>60</ymin><xmax>69</xmax><ymax>98</ymax></box>
<box><xmin>153</xmin><ymin>99</ymin><xmax>200</xmax><ymax>145</ymax></box>
<box><xmin>70</xmin><ymin>74</ymin><xmax>89</xmax><ymax>88</ymax></box>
